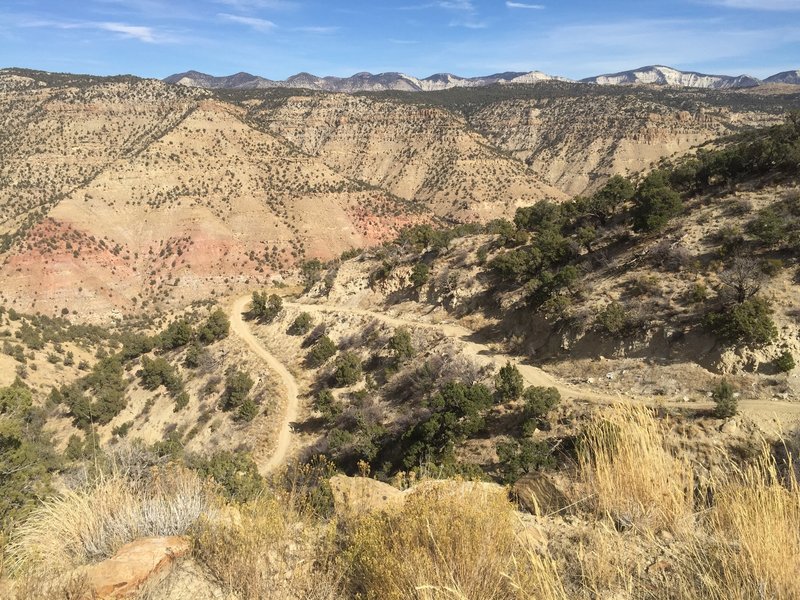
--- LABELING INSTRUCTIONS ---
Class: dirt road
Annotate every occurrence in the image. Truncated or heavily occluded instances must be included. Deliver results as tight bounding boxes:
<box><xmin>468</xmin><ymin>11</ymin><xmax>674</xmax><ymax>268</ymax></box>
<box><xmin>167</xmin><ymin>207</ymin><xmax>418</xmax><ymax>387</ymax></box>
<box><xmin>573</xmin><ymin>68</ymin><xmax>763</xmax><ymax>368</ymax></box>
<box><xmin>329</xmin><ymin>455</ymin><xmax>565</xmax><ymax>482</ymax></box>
<box><xmin>231</xmin><ymin>295</ymin><xmax>800</xmax><ymax>471</ymax></box>
<box><xmin>286</xmin><ymin>301</ymin><xmax>800</xmax><ymax>426</ymax></box>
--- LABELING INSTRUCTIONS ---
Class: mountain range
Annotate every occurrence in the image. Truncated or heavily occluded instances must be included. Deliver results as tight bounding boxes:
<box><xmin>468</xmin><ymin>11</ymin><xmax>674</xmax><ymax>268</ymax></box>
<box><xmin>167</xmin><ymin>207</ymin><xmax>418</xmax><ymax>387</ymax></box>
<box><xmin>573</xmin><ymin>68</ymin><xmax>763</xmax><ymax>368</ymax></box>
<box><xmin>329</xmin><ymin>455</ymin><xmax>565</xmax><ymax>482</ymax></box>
<box><xmin>163</xmin><ymin>69</ymin><xmax>570</xmax><ymax>93</ymax></box>
<box><xmin>165</xmin><ymin>65</ymin><xmax>800</xmax><ymax>93</ymax></box>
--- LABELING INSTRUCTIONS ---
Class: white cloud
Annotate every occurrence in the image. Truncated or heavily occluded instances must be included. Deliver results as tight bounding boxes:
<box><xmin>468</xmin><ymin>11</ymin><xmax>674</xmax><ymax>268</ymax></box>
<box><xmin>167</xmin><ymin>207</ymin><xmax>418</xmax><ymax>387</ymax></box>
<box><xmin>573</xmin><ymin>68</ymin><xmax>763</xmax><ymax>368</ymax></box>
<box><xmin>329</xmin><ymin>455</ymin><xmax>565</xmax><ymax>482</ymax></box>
<box><xmin>400</xmin><ymin>1</ymin><xmax>476</xmax><ymax>12</ymax></box>
<box><xmin>399</xmin><ymin>1</ymin><xmax>484</xmax><ymax>28</ymax></box>
<box><xmin>99</xmin><ymin>22</ymin><xmax>157</xmax><ymax>42</ymax></box>
<box><xmin>506</xmin><ymin>2</ymin><xmax>545</xmax><ymax>8</ymax></box>
<box><xmin>215</xmin><ymin>0</ymin><xmax>298</xmax><ymax>9</ymax></box>
<box><xmin>18</xmin><ymin>18</ymin><xmax>165</xmax><ymax>43</ymax></box>
<box><xmin>452</xmin><ymin>19</ymin><xmax>487</xmax><ymax>28</ymax></box>
<box><xmin>293</xmin><ymin>26</ymin><xmax>339</xmax><ymax>34</ymax></box>
<box><xmin>218</xmin><ymin>13</ymin><xmax>277</xmax><ymax>31</ymax></box>
<box><xmin>709</xmin><ymin>0</ymin><xmax>800</xmax><ymax>9</ymax></box>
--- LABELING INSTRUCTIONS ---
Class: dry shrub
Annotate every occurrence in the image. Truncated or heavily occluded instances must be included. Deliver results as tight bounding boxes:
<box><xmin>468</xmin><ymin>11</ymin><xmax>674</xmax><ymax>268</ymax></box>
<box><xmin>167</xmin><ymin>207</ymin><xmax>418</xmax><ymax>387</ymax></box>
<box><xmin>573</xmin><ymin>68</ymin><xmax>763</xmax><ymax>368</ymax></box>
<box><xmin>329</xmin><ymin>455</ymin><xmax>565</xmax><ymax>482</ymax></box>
<box><xmin>7</xmin><ymin>571</ymin><xmax>92</xmax><ymax>600</ymax></box>
<box><xmin>578</xmin><ymin>404</ymin><xmax>694</xmax><ymax>533</ymax></box>
<box><xmin>344</xmin><ymin>480</ymin><xmax>564</xmax><ymax>600</ymax></box>
<box><xmin>7</xmin><ymin>466</ymin><xmax>219</xmax><ymax>576</ymax></box>
<box><xmin>192</xmin><ymin>494</ymin><xmax>341</xmax><ymax>600</ymax></box>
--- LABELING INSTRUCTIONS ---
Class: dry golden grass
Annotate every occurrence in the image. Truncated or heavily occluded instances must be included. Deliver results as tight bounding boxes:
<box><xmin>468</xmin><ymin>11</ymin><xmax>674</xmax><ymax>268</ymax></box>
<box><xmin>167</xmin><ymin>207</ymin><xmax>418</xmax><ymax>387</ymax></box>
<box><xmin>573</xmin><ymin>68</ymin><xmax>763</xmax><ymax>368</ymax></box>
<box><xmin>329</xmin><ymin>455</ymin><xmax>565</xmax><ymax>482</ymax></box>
<box><xmin>192</xmin><ymin>493</ymin><xmax>342</xmax><ymax>600</ymax></box>
<box><xmin>6</xmin><ymin>466</ymin><xmax>219</xmax><ymax>576</ymax></box>
<box><xmin>3</xmin><ymin>405</ymin><xmax>798</xmax><ymax>600</ymax></box>
<box><xmin>578</xmin><ymin>403</ymin><xmax>695</xmax><ymax>534</ymax></box>
<box><xmin>682</xmin><ymin>446</ymin><xmax>800</xmax><ymax>600</ymax></box>
<box><xmin>343</xmin><ymin>480</ymin><xmax>565</xmax><ymax>600</ymax></box>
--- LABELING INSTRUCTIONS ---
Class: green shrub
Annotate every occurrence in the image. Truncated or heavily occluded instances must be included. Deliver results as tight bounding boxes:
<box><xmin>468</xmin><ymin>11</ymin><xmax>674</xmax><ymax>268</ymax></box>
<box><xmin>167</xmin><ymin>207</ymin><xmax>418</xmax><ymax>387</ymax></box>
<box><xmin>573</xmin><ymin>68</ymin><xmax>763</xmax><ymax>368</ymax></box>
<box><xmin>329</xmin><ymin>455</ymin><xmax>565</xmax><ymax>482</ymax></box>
<box><xmin>496</xmin><ymin>438</ymin><xmax>554</xmax><ymax>484</ymax></box>
<box><xmin>184</xmin><ymin>343</ymin><xmax>208</xmax><ymax>369</ymax></box>
<box><xmin>333</xmin><ymin>352</ymin><xmax>363</xmax><ymax>387</ymax></box>
<box><xmin>160</xmin><ymin>319</ymin><xmax>193</xmax><ymax>351</ymax></box>
<box><xmin>300</xmin><ymin>259</ymin><xmax>324</xmax><ymax>289</ymax></box>
<box><xmin>76</xmin><ymin>356</ymin><xmax>128</xmax><ymax>426</ymax></box>
<box><xmin>119</xmin><ymin>332</ymin><xmax>156</xmax><ymax>361</ymax></box>
<box><xmin>0</xmin><ymin>380</ymin><xmax>60</xmax><ymax>527</ymax></box>
<box><xmin>494</xmin><ymin>362</ymin><xmax>524</xmax><ymax>403</ymax></box>
<box><xmin>221</xmin><ymin>370</ymin><xmax>254</xmax><ymax>411</ymax></box>
<box><xmin>410</xmin><ymin>262</ymin><xmax>430</xmax><ymax>288</ymax></box>
<box><xmin>237</xmin><ymin>397</ymin><xmax>259</xmax><ymax>422</ymax></box>
<box><xmin>747</xmin><ymin>207</ymin><xmax>786</xmax><ymax>246</ymax></box>
<box><xmin>314</xmin><ymin>388</ymin><xmax>341</xmax><ymax>422</ymax></box>
<box><xmin>401</xmin><ymin>381</ymin><xmax>492</xmax><ymax>469</ymax></box>
<box><xmin>705</xmin><ymin>297</ymin><xmax>778</xmax><ymax>347</ymax></box>
<box><xmin>775</xmin><ymin>350</ymin><xmax>796</xmax><ymax>373</ymax></box>
<box><xmin>189</xmin><ymin>451</ymin><xmax>264</xmax><ymax>502</ymax></box>
<box><xmin>198</xmin><ymin>309</ymin><xmax>230</xmax><ymax>345</ymax></box>
<box><xmin>139</xmin><ymin>356</ymin><xmax>183</xmax><ymax>396</ymax></box>
<box><xmin>112</xmin><ymin>421</ymin><xmax>134</xmax><ymax>437</ymax></box>
<box><xmin>591</xmin><ymin>174</ymin><xmax>635</xmax><ymax>223</ymax></box>
<box><xmin>712</xmin><ymin>379</ymin><xmax>738</xmax><ymax>418</ymax></box>
<box><xmin>250</xmin><ymin>292</ymin><xmax>283</xmax><ymax>323</ymax></box>
<box><xmin>522</xmin><ymin>386</ymin><xmax>560</xmax><ymax>434</ymax></box>
<box><xmin>388</xmin><ymin>327</ymin><xmax>415</xmax><ymax>362</ymax></box>
<box><xmin>689</xmin><ymin>283</ymin><xmax>709</xmax><ymax>303</ymax></box>
<box><xmin>174</xmin><ymin>391</ymin><xmax>190</xmax><ymax>412</ymax></box>
<box><xmin>307</xmin><ymin>335</ymin><xmax>337</xmax><ymax>367</ymax></box>
<box><xmin>632</xmin><ymin>170</ymin><xmax>682</xmax><ymax>232</ymax></box>
<box><xmin>287</xmin><ymin>312</ymin><xmax>313</xmax><ymax>336</ymax></box>
<box><xmin>596</xmin><ymin>301</ymin><xmax>629</xmax><ymax>337</ymax></box>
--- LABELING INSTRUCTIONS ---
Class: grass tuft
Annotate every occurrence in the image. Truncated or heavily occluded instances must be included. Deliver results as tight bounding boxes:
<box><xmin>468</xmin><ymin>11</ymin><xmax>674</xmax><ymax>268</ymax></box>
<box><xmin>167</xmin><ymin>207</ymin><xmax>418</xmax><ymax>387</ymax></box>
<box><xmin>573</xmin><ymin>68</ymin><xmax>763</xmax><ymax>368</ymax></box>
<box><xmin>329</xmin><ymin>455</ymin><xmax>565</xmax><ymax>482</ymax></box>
<box><xmin>578</xmin><ymin>404</ymin><xmax>695</xmax><ymax>533</ymax></box>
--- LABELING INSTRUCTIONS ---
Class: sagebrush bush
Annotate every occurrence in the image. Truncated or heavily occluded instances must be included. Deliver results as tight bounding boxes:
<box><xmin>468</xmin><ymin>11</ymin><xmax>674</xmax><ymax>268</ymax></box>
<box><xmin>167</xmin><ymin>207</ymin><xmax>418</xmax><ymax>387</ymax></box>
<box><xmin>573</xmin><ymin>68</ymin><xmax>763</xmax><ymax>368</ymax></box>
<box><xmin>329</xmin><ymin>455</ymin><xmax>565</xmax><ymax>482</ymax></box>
<box><xmin>705</xmin><ymin>296</ymin><xmax>777</xmax><ymax>347</ymax></box>
<box><xmin>495</xmin><ymin>362</ymin><xmax>524</xmax><ymax>403</ymax></box>
<box><xmin>7</xmin><ymin>467</ymin><xmax>219</xmax><ymax>575</ymax></box>
<box><xmin>712</xmin><ymin>379</ymin><xmax>737</xmax><ymax>418</ymax></box>
<box><xmin>775</xmin><ymin>350</ymin><xmax>796</xmax><ymax>373</ymax></box>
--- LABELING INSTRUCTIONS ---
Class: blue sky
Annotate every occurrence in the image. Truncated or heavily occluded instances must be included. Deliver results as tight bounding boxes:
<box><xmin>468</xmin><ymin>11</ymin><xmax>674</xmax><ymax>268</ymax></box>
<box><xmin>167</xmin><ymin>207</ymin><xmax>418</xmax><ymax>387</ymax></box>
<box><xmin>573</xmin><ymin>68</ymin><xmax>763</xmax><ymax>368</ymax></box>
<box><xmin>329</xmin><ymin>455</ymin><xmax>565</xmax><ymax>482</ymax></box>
<box><xmin>1</xmin><ymin>0</ymin><xmax>798</xmax><ymax>79</ymax></box>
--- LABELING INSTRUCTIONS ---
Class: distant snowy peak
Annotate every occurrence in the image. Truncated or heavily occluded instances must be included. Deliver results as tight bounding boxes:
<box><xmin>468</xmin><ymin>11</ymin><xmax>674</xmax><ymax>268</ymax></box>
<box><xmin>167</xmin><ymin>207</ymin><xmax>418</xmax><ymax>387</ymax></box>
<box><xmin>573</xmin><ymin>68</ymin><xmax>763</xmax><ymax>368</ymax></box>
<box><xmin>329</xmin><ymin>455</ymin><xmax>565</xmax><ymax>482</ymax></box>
<box><xmin>581</xmin><ymin>66</ymin><xmax>761</xmax><ymax>89</ymax></box>
<box><xmin>164</xmin><ymin>70</ymin><xmax>569</xmax><ymax>93</ymax></box>
<box><xmin>764</xmin><ymin>70</ymin><xmax>800</xmax><ymax>85</ymax></box>
<box><xmin>165</xmin><ymin>65</ymin><xmax>799</xmax><ymax>92</ymax></box>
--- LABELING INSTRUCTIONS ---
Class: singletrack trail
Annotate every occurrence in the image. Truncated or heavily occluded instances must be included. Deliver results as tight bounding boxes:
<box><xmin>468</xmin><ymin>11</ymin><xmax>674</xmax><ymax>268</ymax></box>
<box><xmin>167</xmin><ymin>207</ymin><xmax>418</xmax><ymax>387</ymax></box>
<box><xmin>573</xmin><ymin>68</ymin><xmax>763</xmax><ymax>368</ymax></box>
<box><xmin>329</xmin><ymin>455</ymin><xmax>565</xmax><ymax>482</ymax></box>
<box><xmin>230</xmin><ymin>296</ymin><xmax>299</xmax><ymax>474</ymax></box>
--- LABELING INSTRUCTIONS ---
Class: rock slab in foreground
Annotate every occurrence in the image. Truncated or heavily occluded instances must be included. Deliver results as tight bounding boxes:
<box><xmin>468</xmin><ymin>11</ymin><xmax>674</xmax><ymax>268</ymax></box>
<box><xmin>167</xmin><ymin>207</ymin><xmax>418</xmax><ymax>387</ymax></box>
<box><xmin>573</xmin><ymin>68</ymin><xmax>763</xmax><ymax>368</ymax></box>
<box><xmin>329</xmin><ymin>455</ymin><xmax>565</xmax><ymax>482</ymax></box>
<box><xmin>82</xmin><ymin>536</ymin><xmax>191</xmax><ymax>599</ymax></box>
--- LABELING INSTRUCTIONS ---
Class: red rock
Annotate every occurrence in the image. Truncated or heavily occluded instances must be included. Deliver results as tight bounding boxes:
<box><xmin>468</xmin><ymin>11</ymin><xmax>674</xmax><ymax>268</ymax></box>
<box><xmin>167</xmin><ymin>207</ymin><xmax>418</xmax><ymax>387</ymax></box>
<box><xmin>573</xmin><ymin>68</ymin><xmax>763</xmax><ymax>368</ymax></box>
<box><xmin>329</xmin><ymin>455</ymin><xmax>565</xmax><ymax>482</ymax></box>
<box><xmin>82</xmin><ymin>536</ymin><xmax>190</xmax><ymax>599</ymax></box>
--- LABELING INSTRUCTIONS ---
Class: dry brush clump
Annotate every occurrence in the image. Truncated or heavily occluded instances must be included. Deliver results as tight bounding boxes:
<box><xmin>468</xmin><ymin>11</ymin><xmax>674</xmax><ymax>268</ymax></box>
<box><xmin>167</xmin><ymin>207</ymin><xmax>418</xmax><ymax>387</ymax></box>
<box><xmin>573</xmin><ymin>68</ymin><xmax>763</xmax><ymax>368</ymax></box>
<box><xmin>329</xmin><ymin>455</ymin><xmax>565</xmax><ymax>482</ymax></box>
<box><xmin>343</xmin><ymin>480</ymin><xmax>565</xmax><ymax>600</ymax></box>
<box><xmin>571</xmin><ymin>404</ymin><xmax>800</xmax><ymax>599</ymax></box>
<box><xmin>6</xmin><ymin>465</ymin><xmax>219</xmax><ymax>577</ymax></box>
<box><xmin>191</xmin><ymin>492</ymin><xmax>342</xmax><ymax>600</ymax></box>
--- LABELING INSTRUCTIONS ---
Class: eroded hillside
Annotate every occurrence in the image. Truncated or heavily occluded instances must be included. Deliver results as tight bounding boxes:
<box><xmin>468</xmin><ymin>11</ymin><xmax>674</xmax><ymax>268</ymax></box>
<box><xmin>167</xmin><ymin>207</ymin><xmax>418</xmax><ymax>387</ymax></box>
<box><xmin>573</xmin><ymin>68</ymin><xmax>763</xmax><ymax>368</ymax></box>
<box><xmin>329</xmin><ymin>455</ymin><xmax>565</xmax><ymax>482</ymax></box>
<box><xmin>1</xmin><ymin>69</ymin><xmax>799</xmax><ymax>321</ymax></box>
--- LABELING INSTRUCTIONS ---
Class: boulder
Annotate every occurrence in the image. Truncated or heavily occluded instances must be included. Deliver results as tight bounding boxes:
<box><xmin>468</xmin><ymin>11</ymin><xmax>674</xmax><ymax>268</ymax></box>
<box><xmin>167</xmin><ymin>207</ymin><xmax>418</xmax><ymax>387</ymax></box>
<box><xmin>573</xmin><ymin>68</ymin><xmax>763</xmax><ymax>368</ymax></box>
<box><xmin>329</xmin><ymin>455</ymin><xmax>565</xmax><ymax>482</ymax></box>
<box><xmin>329</xmin><ymin>474</ymin><xmax>405</xmax><ymax>515</ymax></box>
<box><xmin>82</xmin><ymin>536</ymin><xmax>191</xmax><ymax>599</ymax></box>
<box><xmin>512</xmin><ymin>473</ymin><xmax>570</xmax><ymax>516</ymax></box>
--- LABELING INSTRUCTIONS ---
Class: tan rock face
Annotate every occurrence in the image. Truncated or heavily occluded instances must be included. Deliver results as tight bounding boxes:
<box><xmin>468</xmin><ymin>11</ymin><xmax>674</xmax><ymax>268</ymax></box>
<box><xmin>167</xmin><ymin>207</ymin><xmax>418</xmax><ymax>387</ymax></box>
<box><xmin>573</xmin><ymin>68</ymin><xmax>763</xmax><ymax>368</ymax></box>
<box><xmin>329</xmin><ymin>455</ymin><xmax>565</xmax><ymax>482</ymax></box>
<box><xmin>81</xmin><ymin>536</ymin><xmax>191</xmax><ymax>599</ymax></box>
<box><xmin>329</xmin><ymin>474</ymin><xmax>405</xmax><ymax>515</ymax></box>
<box><xmin>512</xmin><ymin>472</ymin><xmax>570</xmax><ymax>516</ymax></box>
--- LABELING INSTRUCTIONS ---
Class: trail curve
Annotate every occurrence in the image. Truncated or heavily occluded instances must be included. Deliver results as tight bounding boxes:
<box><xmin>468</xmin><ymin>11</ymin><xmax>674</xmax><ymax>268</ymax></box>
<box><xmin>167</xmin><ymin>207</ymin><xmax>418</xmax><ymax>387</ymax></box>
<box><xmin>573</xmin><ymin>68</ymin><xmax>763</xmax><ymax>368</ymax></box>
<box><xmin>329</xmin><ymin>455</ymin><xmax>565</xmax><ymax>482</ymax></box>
<box><xmin>230</xmin><ymin>296</ymin><xmax>299</xmax><ymax>474</ymax></box>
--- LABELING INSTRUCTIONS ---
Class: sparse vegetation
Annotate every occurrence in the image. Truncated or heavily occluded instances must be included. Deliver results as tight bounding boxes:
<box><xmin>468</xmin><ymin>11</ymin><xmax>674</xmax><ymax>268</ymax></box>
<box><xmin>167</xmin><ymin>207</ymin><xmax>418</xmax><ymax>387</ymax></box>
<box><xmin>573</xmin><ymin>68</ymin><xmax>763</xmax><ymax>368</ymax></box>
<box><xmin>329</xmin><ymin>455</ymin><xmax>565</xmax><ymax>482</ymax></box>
<box><xmin>712</xmin><ymin>379</ymin><xmax>738</xmax><ymax>418</ymax></box>
<box><xmin>288</xmin><ymin>312</ymin><xmax>313</xmax><ymax>336</ymax></box>
<box><xmin>333</xmin><ymin>352</ymin><xmax>363</xmax><ymax>387</ymax></box>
